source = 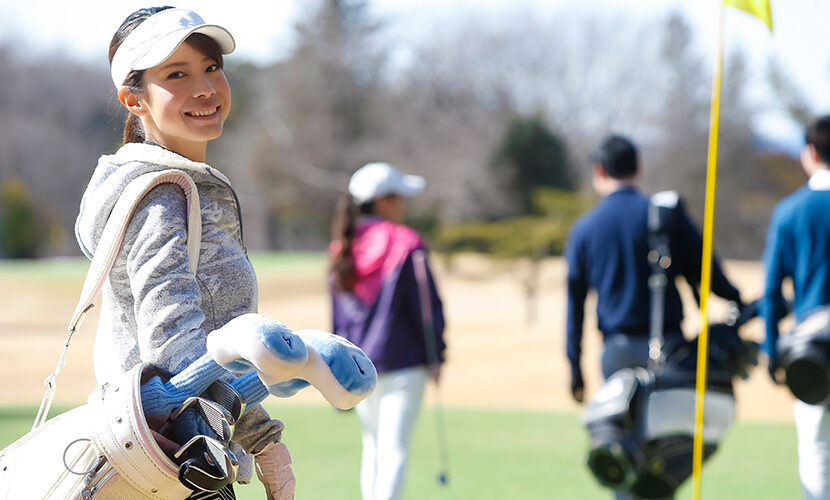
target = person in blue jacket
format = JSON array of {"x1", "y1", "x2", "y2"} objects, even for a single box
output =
[
  {"x1": 763, "y1": 115, "x2": 830, "y2": 500},
  {"x1": 329, "y1": 162, "x2": 446, "y2": 500},
  {"x1": 565, "y1": 135, "x2": 742, "y2": 400}
]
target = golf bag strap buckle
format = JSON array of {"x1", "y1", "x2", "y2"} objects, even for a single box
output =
[{"x1": 62, "y1": 438, "x2": 103, "y2": 476}]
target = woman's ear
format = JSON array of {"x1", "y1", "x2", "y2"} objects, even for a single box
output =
[{"x1": 117, "y1": 87, "x2": 144, "y2": 117}]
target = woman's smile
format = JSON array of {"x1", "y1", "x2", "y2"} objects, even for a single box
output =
[{"x1": 185, "y1": 106, "x2": 221, "y2": 119}]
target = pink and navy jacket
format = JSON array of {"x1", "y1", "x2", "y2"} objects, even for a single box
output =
[{"x1": 330, "y1": 217, "x2": 446, "y2": 374}]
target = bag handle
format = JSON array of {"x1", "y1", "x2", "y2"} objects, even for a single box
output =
[{"x1": 33, "y1": 170, "x2": 202, "y2": 429}]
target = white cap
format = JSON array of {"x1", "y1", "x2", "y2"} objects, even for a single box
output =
[
  {"x1": 348, "y1": 162, "x2": 426, "y2": 204},
  {"x1": 110, "y1": 8, "x2": 235, "y2": 88}
]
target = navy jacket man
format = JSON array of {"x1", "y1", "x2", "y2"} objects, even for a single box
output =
[
  {"x1": 762, "y1": 115, "x2": 830, "y2": 499},
  {"x1": 565, "y1": 135, "x2": 742, "y2": 403}
]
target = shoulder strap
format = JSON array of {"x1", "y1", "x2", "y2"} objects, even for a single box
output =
[
  {"x1": 33, "y1": 170, "x2": 202, "y2": 429},
  {"x1": 647, "y1": 190, "x2": 679, "y2": 371},
  {"x1": 412, "y1": 250, "x2": 439, "y2": 365}
]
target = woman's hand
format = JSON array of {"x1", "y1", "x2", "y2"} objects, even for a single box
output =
[
  {"x1": 255, "y1": 441, "x2": 295, "y2": 500},
  {"x1": 428, "y1": 363, "x2": 441, "y2": 385}
]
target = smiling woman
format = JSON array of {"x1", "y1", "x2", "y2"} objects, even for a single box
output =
[
  {"x1": 109, "y1": 7, "x2": 232, "y2": 161},
  {"x1": 69, "y1": 6, "x2": 296, "y2": 499}
]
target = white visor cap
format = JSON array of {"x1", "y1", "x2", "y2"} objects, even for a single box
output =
[
  {"x1": 110, "y1": 8, "x2": 235, "y2": 88},
  {"x1": 348, "y1": 162, "x2": 426, "y2": 205}
]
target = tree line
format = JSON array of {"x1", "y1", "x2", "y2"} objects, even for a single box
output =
[{"x1": 0, "y1": 0, "x2": 810, "y2": 260}]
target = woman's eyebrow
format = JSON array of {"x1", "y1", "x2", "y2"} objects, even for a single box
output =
[
  {"x1": 157, "y1": 55, "x2": 216, "y2": 72},
  {"x1": 157, "y1": 61, "x2": 189, "y2": 71}
]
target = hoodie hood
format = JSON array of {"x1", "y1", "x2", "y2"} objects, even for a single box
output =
[
  {"x1": 75, "y1": 142, "x2": 232, "y2": 259},
  {"x1": 349, "y1": 217, "x2": 424, "y2": 303}
]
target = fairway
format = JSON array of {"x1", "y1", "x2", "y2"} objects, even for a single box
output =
[
  {"x1": 0, "y1": 404, "x2": 800, "y2": 499},
  {"x1": 0, "y1": 253, "x2": 805, "y2": 498}
]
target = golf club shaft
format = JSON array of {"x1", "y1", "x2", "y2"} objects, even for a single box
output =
[
  {"x1": 432, "y1": 377, "x2": 451, "y2": 482},
  {"x1": 412, "y1": 250, "x2": 450, "y2": 483}
]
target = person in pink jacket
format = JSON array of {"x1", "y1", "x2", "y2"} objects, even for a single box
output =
[{"x1": 329, "y1": 162, "x2": 446, "y2": 500}]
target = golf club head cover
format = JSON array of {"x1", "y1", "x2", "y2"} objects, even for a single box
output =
[
  {"x1": 207, "y1": 314, "x2": 309, "y2": 380},
  {"x1": 267, "y1": 329, "x2": 377, "y2": 410},
  {"x1": 142, "y1": 315, "x2": 376, "y2": 424},
  {"x1": 225, "y1": 330, "x2": 377, "y2": 411},
  {"x1": 141, "y1": 313, "x2": 307, "y2": 417},
  {"x1": 140, "y1": 353, "x2": 226, "y2": 417},
  {"x1": 231, "y1": 370, "x2": 271, "y2": 408}
]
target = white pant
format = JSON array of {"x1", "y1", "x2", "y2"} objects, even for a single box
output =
[
  {"x1": 794, "y1": 400, "x2": 830, "y2": 500},
  {"x1": 356, "y1": 366, "x2": 428, "y2": 500}
]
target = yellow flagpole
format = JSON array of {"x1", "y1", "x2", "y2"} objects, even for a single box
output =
[{"x1": 691, "y1": 2, "x2": 726, "y2": 499}]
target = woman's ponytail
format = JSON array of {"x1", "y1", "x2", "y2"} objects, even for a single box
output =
[
  {"x1": 331, "y1": 194, "x2": 358, "y2": 292},
  {"x1": 123, "y1": 112, "x2": 145, "y2": 144}
]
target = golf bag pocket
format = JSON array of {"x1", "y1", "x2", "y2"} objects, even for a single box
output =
[
  {"x1": 583, "y1": 368, "x2": 737, "y2": 498},
  {"x1": 584, "y1": 368, "x2": 648, "y2": 430},
  {"x1": 624, "y1": 384, "x2": 735, "y2": 499},
  {"x1": 645, "y1": 387, "x2": 735, "y2": 443},
  {"x1": 0, "y1": 405, "x2": 96, "y2": 499},
  {"x1": 778, "y1": 305, "x2": 830, "y2": 406},
  {"x1": 0, "y1": 363, "x2": 192, "y2": 500},
  {"x1": 583, "y1": 368, "x2": 652, "y2": 489}
]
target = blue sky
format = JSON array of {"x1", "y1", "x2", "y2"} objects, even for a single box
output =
[{"x1": 0, "y1": 0, "x2": 825, "y2": 145}]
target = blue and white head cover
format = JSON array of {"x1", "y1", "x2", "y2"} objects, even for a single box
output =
[{"x1": 110, "y1": 8, "x2": 235, "y2": 88}]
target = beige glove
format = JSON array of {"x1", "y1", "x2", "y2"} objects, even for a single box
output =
[{"x1": 255, "y1": 441, "x2": 296, "y2": 500}]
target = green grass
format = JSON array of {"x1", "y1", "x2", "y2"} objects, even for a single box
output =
[
  {"x1": 0, "y1": 256, "x2": 91, "y2": 281},
  {"x1": 0, "y1": 405, "x2": 800, "y2": 499},
  {"x1": 0, "y1": 251, "x2": 327, "y2": 282},
  {"x1": 248, "y1": 251, "x2": 326, "y2": 276}
]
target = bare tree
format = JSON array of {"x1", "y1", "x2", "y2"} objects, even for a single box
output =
[
  {"x1": 0, "y1": 45, "x2": 119, "y2": 255},
  {"x1": 0, "y1": 6, "x2": 801, "y2": 258}
]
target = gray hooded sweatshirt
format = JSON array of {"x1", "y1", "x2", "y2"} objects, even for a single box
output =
[{"x1": 76, "y1": 142, "x2": 279, "y2": 454}]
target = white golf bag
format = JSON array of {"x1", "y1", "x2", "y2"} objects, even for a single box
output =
[{"x1": 0, "y1": 363, "x2": 196, "y2": 499}]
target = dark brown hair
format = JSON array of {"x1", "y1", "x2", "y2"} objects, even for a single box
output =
[
  {"x1": 108, "y1": 7, "x2": 225, "y2": 145},
  {"x1": 591, "y1": 134, "x2": 638, "y2": 179},
  {"x1": 806, "y1": 115, "x2": 830, "y2": 165},
  {"x1": 330, "y1": 195, "x2": 376, "y2": 291}
]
